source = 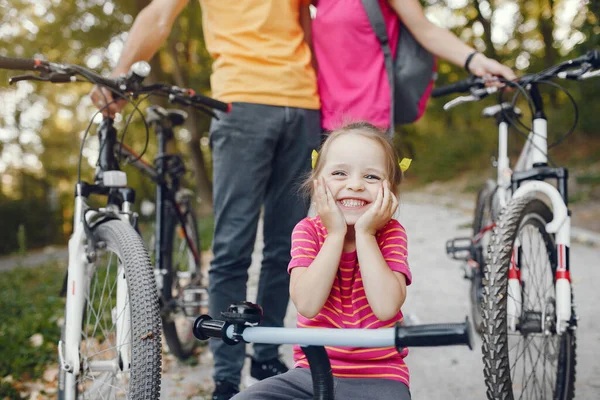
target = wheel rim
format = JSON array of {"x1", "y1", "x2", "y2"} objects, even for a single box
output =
[
  {"x1": 506, "y1": 216, "x2": 560, "y2": 399},
  {"x1": 78, "y1": 249, "x2": 131, "y2": 398}
]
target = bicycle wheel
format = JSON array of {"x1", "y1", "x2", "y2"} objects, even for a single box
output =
[
  {"x1": 470, "y1": 180, "x2": 497, "y2": 334},
  {"x1": 161, "y1": 195, "x2": 205, "y2": 360},
  {"x1": 58, "y1": 219, "x2": 162, "y2": 399},
  {"x1": 481, "y1": 198, "x2": 576, "y2": 400}
]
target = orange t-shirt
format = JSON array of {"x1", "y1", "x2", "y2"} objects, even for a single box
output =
[{"x1": 200, "y1": 0, "x2": 320, "y2": 109}]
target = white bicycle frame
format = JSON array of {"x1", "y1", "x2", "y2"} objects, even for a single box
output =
[
  {"x1": 58, "y1": 172, "x2": 134, "y2": 399},
  {"x1": 491, "y1": 113, "x2": 571, "y2": 334}
]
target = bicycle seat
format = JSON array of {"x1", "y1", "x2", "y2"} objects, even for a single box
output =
[
  {"x1": 481, "y1": 102, "x2": 522, "y2": 118},
  {"x1": 146, "y1": 105, "x2": 188, "y2": 127}
]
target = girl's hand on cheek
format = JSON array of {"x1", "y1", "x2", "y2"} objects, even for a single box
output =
[
  {"x1": 314, "y1": 178, "x2": 347, "y2": 236},
  {"x1": 355, "y1": 180, "x2": 398, "y2": 235}
]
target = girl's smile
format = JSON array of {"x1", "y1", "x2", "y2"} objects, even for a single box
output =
[{"x1": 338, "y1": 197, "x2": 369, "y2": 209}]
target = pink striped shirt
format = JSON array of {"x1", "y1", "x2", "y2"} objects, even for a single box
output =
[{"x1": 288, "y1": 216, "x2": 411, "y2": 386}]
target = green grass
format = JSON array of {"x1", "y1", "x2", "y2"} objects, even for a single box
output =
[
  {"x1": 576, "y1": 172, "x2": 600, "y2": 185},
  {"x1": 197, "y1": 215, "x2": 214, "y2": 252},
  {"x1": 0, "y1": 262, "x2": 65, "y2": 392}
]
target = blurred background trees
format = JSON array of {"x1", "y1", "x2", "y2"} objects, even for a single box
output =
[{"x1": 0, "y1": 0, "x2": 598, "y2": 255}]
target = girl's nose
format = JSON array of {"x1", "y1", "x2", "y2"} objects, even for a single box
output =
[{"x1": 346, "y1": 177, "x2": 365, "y2": 191}]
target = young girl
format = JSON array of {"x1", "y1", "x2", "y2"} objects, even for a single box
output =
[{"x1": 233, "y1": 122, "x2": 412, "y2": 400}]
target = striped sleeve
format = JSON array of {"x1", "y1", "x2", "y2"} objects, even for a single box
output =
[
  {"x1": 288, "y1": 218, "x2": 320, "y2": 273},
  {"x1": 378, "y1": 219, "x2": 412, "y2": 285}
]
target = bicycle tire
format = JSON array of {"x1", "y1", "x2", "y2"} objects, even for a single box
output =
[
  {"x1": 161, "y1": 195, "x2": 204, "y2": 360},
  {"x1": 58, "y1": 219, "x2": 162, "y2": 399},
  {"x1": 470, "y1": 180, "x2": 497, "y2": 334},
  {"x1": 481, "y1": 197, "x2": 576, "y2": 400}
]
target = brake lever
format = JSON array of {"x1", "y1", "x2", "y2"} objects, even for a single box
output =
[
  {"x1": 580, "y1": 69, "x2": 600, "y2": 80},
  {"x1": 443, "y1": 86, "x2": 498, "y2": 110},
  {"x1": 443, "y1": 95, "x2": 478, "y2": 110},
  {"x1": 9, "y1": 73, "x2": 78, "y2": 85}
]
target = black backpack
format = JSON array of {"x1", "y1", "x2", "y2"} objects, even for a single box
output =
[{"x1": 361, "y1": 0, "x2": 437, "y2": 129}]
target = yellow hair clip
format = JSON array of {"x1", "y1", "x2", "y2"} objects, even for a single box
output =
[
  {"x1": 399, "y1": 158, "x2": 412, "y2": 172},
  {"x1": 311, "y1": 149, "x2": 319, "y2": 169}
]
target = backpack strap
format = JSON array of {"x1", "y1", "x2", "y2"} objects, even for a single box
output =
[{"x1": 360, "y1": 0, "x2": 395, "y2": 134}]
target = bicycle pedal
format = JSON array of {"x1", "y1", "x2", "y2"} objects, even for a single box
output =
[
  {"x1": 446, "y1": 237, "x2": 474, "y2": 261},
  {"x1": 183, "y1": 287, "x2": 208, "y2": 295}
]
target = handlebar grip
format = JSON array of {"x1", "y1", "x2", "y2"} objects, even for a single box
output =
[
  {"x1": 193, "y1": 315, "x2": 227, "y2": 340},
  {"x1": 191, "y1": 94, "x2": 231, "y2": 113},
  {"x1": 431, "y1": 76, "x2": 484, "y2": 98},
  {"x1": 395, "y1": 318, "x2": 473, "y2": 350},
  {"x1": 0, "y1": 56, "x2": 46, "y2": 71}
]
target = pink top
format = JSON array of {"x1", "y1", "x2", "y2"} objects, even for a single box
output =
[
  {"x1": 312, "y1": 0, "x2": 399, "y2": 130},
  {"x1": 288, "y1": 216, "x2": 411, "y2": 386}
]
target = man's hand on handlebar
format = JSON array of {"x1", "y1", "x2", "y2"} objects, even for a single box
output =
[{"x1": 90, "y1": 85, "x2": 127, "y2": 118}]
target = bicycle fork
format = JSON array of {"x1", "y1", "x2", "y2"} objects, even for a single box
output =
[
  {"x1": 59, "y1": 195, "x2": 133, "y2": 395},
  {"x1": 509, "y1": 182, "x2": 573, "y2": 334}
]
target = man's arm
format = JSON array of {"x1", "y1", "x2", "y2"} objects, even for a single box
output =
[
  {"x1": 90, "y1": 0, "x2": 189, "y2": 115},
  {"x1": 300, "y1": 3, "x2": 318, "y2": 72}
]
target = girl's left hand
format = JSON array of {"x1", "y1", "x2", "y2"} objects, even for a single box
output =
[{"x1": 354, "y1": 180, "x2": 398, "y2": 236}]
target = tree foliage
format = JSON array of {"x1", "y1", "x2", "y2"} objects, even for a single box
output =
[{"x1": 0, "y1": 0, "x2": 598, "y2": 253}]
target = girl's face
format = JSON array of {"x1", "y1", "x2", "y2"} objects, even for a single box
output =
[{"x1": 320, "y1": 133, "x2": 389, "y2": 225}]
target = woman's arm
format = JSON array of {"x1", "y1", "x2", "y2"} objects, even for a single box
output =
[
  {"x1": 355, "y1": 232, "x2": 407, "y2": 321},
  {"x1": 387, "y1": 0, "x2": 515, "y2": 80},
  {"x1": 290, "y1": 233, "x2": 344, "y2": 319}
]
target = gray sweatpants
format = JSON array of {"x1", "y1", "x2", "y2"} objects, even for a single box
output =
[
  {"x1": 208, "y1": 103, "x2": 321, "y2": 385},
  {"x1": 232, "y1": 368, "x2": 411, "y2": 400}
]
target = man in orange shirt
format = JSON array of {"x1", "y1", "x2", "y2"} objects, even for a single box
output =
[{"x1": 90, "y1": 1, "x2": 320, "y2": 399}]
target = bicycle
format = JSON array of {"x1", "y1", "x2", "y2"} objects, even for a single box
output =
[
  {"x1": 435, "y1": 49, "x2": 600, "y2": 399},
  {"x1": 115, "y1": 104, "x2": 211, "y2": 360},
  {"x1": 0, "y1": 55, "x2": 229, "y2": 399},
  {"x1": 192, "y1": 301, "x2": 474, "y2": 400}
]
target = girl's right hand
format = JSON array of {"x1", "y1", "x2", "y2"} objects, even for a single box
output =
[{"x1": 314, "y1": 178, "x2": 347, "y2": 236}]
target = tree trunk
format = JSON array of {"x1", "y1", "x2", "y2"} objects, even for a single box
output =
[
  {"x1": 539, "y1": 0, "x2": 558, "y2": 105},
  {"x1": 186, "y1": 111, "x2": 214, "y2": 215},
  {"x1": 473, "y1": 0, "x2": 498, "y2": 59}
]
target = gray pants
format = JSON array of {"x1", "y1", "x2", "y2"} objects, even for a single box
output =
[
  {"x1": 208, "y1": 103, "x2": 320, "y2": 385},
  {"x1": 231, "y1": 368, "x2": 411, "y2": 400}
]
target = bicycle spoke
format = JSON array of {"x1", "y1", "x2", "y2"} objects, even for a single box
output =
[{"x1": 77, "y1": 249, "x2": 132, "y2": 397}]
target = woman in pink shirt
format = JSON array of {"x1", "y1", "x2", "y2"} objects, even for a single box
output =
[{"x1": 311, "y1": 0, "x2": 516, "y2": 131}]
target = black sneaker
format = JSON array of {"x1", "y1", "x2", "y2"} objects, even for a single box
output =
[
  {"x1": 250, "y1": 357, "x2": 289, "y2": 381},
  {"x1": 212, "y1": 380, "x2": 239, "y2": 400}
]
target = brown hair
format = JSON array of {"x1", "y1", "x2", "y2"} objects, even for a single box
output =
[{"x1": 302, "y1": 121, "x2": 403, "y2": 196}]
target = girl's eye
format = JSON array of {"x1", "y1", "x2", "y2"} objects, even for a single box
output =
[
  {"x1": 365, "y1": 174, "x2": 381, "y2": 180},
  {"x1": 332, "y1": 171, "x2": 346, "y2": 176}
]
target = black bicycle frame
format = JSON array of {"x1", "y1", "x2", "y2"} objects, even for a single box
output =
[{"x1": 115, "y1": 115, "x2": 201, "y2": 298}]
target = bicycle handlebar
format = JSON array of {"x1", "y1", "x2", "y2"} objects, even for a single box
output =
[
  {"x1": 432, "y1": 49, "x2": 600, "y2": 99},
  {"x1": 194, "y1": 302, "x2": 472, "y2": 400},
  {"x1": 431, "y1": 76, "x2": 484, "y2": 98},
  {"x1": 193, "y1": 315, "x2": 474, "y2": 351},
  {"x1": 0, "y1": 55, "x2": 46, "y2": 71},
  {"x1": 0, "y1": 56, "x2": 230, "y2": 113}
]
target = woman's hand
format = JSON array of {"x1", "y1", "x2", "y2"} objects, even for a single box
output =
[
  {"x1": 354, "y1": 180, "x2": 398, "y2": 236},
  {"x1": 468, "y1": 53, "x2": 516, "y2": 83},
  {"x1": 314, "y1": 178, "x2": 347, "y2": 236}
]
